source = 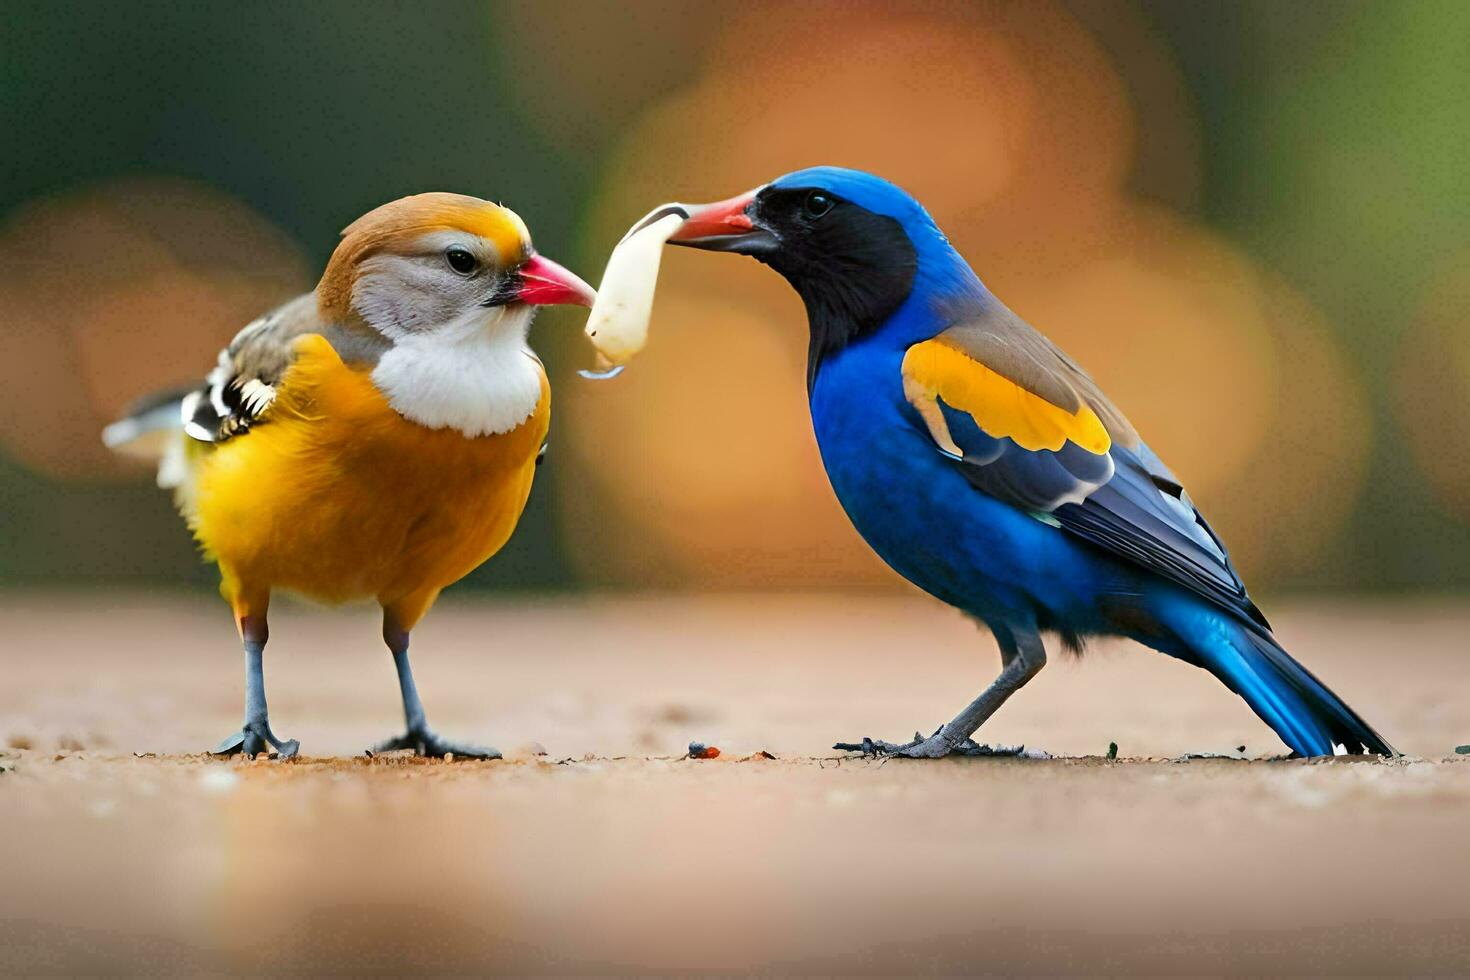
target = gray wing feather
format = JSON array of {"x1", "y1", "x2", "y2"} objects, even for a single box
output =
[{"x1": 185, "y1": 293, "x2": 323, "y2": 443}]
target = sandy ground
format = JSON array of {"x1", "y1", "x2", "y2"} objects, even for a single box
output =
[{"x1": 1, "y1": 591, "x2": 1468, "y2": 975}]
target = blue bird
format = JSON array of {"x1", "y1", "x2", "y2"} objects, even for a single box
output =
[{"x1": 667, "y1": 166, "x2": 1393, "y2": 759}]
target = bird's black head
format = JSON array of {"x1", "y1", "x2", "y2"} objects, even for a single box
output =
[{"x1": 670, "y1": 170, "x2": 919, "y2": 390}]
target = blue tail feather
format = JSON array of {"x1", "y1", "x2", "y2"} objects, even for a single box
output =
[{"x1": 1192, "y1": 619, "x2": 1395, "y2": 757}]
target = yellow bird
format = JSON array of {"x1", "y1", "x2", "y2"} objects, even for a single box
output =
[{"x1": 103, "y1": 193, "x2": 595, "y2": 759}]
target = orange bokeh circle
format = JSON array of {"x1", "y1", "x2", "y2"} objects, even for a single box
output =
[{"x1": 0, "y1": 179, "x2": 309, "y2": 478}]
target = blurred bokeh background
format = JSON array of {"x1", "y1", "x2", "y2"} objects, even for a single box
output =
[
  {"x1": 5, "y1": 7, "x2": 1470, "y2": 972},
  {"x1": 3, "y1": 0, "x2": 1468, "y2": 597}
]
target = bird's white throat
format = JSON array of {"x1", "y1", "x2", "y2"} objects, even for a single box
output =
[{"x1": 370, "y1": 305, "x2": 543, "y2": 437}]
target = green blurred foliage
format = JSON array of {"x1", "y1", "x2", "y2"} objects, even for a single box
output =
[{"x1": 1152, "y1": 0, "x2": 1470, "y2": 589}]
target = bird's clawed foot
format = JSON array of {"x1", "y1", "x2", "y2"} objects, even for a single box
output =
[
  {"x1": 371, "y1": 729, "x2": 501, "y2": 760},
  {"x1": 212, "y1": 718, "x2": 300, "y2": 760},
  {"x1": 834, "y1": 727, "x2": 1028, "y2": 759}
]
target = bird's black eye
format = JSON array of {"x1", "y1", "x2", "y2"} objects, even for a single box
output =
[
  {"x1": 803, "y1": 191, "x2": 834, "y2": 219},
  {"x1": 445, "y1": 247, "x2": 478, "y2": 275}
]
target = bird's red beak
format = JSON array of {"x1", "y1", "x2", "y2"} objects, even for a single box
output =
[
  {"x1": 514, "y1": 254, "x2": 597, "y2": 307},
  {"x1": 667, "y1": 190, "x2": 776, "y2": 254}
]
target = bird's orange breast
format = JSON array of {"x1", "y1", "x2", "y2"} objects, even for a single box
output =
[{"x1": 187, "y1": 334, "x2": 548, "y2": 608}]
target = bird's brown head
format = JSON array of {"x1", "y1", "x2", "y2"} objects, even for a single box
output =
[{"x1": 316, "y1": 192, "x2": 593, "y2": 338}]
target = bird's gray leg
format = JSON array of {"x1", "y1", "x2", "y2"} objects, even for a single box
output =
[
  {"x1": 835, "y1": 628, "x2": 1047, "y2": 759},
  {"x1": 212, "y1": 615, "x2": 300, "y2": 760},
  {"x1": 391, "y1": 627, "x2": 430, "y2": 737},
  {"x1": 920, "y1": 629, "x2": 1045, "y2": 757},
  {"x1": 370, "y1": 620, "x2": 501, "y2": 760}
]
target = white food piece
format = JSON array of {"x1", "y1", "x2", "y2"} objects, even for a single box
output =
[{"x1": 582, "y1": 203, "x2": 690, "y2": 377}]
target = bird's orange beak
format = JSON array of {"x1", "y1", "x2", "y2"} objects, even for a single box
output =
[
  {"x1": 513, "y1": 254, "x2": 596, "y2": 307},
  {"x1": 667, "y1": 189, "x2": 776, "y2": 254}
]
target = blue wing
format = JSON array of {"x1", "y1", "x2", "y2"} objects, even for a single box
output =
[
  {"x1": 1052, "y1": 441, "x2": 1266, "y2": 629},
  {"x1": 904, "y1": 310, "x2": 1267, "y2": 630}
]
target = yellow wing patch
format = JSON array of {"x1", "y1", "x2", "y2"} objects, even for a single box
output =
[{"x1": 902, "y1": 338, "x2": 1112, "y2": 455}]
